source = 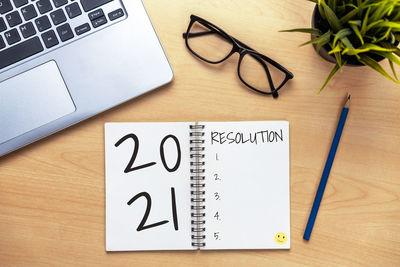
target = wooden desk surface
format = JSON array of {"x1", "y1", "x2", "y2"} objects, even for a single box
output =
[{"x1": 1, "y1": 0, "x2": 399, "y2": 266}]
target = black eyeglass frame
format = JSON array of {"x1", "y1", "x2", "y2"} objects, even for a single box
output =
[{"x1": 183, "y1": 14, "x2": 294, "y2": 97}]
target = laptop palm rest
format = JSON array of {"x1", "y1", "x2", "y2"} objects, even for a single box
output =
[{"x1": 0, "y1": 61, "x2": 76, "y2": 144}]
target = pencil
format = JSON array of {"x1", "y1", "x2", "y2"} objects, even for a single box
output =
[{"x1": 303, "y1": 93, "x2": 351, "y2": 241}]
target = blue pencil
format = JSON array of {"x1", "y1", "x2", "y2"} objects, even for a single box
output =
[{"x1": 303, "y1": 93, "x2": 351, "y2": 241}]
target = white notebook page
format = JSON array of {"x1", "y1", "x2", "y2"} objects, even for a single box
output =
[
  {"x1": 201, "y1": 121, "x2": 290, "y2": 249},
  {"x1": 105, "y1": 122, "x2": 193, "y2": 251}
]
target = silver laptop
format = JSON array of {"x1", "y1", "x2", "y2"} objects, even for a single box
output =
[{"x1": 0, "y1": 0, "x2": 173, "y2": 157}]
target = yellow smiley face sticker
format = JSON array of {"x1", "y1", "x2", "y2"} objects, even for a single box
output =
[{"x1": 274, "y1": 232, "x2": 287, "y2": 245}]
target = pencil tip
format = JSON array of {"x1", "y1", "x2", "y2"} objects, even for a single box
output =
[{"x1": 344, "y1": 93, "x2": 351, "y2": 108}]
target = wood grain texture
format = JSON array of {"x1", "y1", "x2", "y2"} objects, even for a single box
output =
[{"x1": 0, "y1": 0, "x2": 399, "y2": 266}]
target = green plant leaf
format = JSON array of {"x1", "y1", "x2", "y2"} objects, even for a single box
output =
[
  {"x1": 380, "y1": 43, "x2": 400, "y2": 57},
  {"x1": 372, "y1": 51, "x2": 400, "y2": 66},
  {"x1": 366, "y1": 19, "x2": 384, "y2": 32},
  {"x1": 318, "y1": 63, "x2": 341, "y2": 94},
  {"x1": 369, "y1": 1, "x2": 391, "y2": 22},
  {"x1": 340, "y1": 1, "x2": 368, "y2": 24},
  {"x1": 348, "y1": 20, "x2": 362, "y2": 26},
  {"x1": 340, "y1": 36, "x2": 355, "y2": 50},
  {"x1": 316, "y1": 38, "x2": 331, "y2": 52},
  {"x1": 393, "y1": 8, "x2": 400, "y2": 21},
  {"x1": 345, "y1": 3, "x2": 357, "y2": 9},
  {"x1": 375, "y1": 27, "x2": 393, "y2": 43},
  {"x1": 306, "y1": 0, "x2": 318, "y2": 3},
  {"x1": 387, "y1": 4, "x2": 394, "y2": 16},
  {"x1": 279, "y1": 28, "x2": 322, "y2": 35},
  {"x1": 389, "y1": 60, "x2": 399, "y2": 80},
  {"x1": 334, "y1": 52, "x2": 343, "y2": 68},
  {"x1": 362, "y1": 43, "x2": 396, "y2": 52},
  {"x1": 365, "y1": 35, "x2": 378, "y2": 42},
  {"x1": 361, "y1": 6, "x2": 371, "y2": 35},
  {"x1": 327, "y1": 0, "x2": 337, "y2": 12},
  {"x1": 329, "y1": 43, "x2": 343, "y2": 67},
  {"x1": 328, "y1": 44, "x2": 342, "y2": 54},
  {"x1": 343, "y1": 44, "x2": 396, "y2": 56},
  {"x1": 390, "y1": 32, "x2": 396, "y2": 44},
  {"x1": 321, "y1": 1, "x2": 342, "y2": 32},
  {"x1": 359, "y1": 55, "x2": 400, "y2": 84},
  {"x1": 333, "y1": 28, "x2": 352, "y2": 47},
  {"x1": 373, "y1": 21, "x2": 400, "y2": 30},
  {"x1": 300, "y1": 30, "x2": 331, "y2": 47},
  {"x1": 350, "y1": 24, "x2": 364, "y2": 45},
  {"x1": 318, "y1": 0, "x2": 326, "y2": 19}
]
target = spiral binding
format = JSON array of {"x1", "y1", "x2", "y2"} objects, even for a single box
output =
[{"x1": 190, "y1": 124, "x2": 206, "y2": 248}]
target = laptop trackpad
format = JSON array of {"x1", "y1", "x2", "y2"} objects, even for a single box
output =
[{"x1": 0, "y1": 61, "x2": 76, "y2": 144}]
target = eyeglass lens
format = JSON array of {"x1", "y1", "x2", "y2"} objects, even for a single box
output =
[{"x1": 187, "y1": 21, "x2": 233, "y2": 63}]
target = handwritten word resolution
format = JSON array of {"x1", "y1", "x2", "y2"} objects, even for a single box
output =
[{"x1": 211, "y1": 129, "x2": 284, "y2": 145}]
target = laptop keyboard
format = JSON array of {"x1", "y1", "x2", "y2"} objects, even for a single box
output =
[{"x1": 0, "y1": 0, "x2": 126, "y2": 70}]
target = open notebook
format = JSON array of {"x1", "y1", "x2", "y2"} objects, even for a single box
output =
[{"x1": 105, "y1": 121, "x2": 290, "y2": 251}]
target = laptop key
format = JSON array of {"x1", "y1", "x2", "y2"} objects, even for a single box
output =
[
  {"x1": 75, "y1": 23, "x2": 90, "y2": 35},
  {"x1": 56, "y1": 23, "x2": 73, "y2": 42},
  {"x1": 0, "y1": 0, "x2": 13, "y2": 15},
  {"x1": 0, "y1": 37, "x2": 44, "y2": 70},
  {"x1": 36, "y1": 0, "x2": 53, "y2": 14},
  {"x1": 41, "y1": 29, "x2": 59, "y2": 48},
  {"x1": 35, "y1": 15, "x2": 51, "y2": 32},
  {"x1": 13, "y1": 0, "x2": 28, "y2": 8},
  {"x1": 0, "y1": 18, "x2": 6, "y2": 32},
  {"x1": 108, "y1": 8, "x2": 124, "y2": 21},
  {"x1": 4, "y1": 28, "x2": 21, "y2": 45},
  {"x1": 6, "y1": 11, "x2": 22, "y2": 28},
  {"x1": 52, "y1": 0, "x2": 67, "y2": 8},
  {"x1": 20, "y1": 22, "x2": 36, "y2": 38},
  {"x1": 88, "y1": 8, "x2": 103, "y2": 21},
  {"x1": 0, "y1": 36, "x2": 5, "y2": 49},
  {"x1": 65, "y1": 2, "x2": 81, "y2": 19},
  {"x1": 21, "y1": 4, "x2": 38, "y2": 21},
  {"x1": 91, "y1": 16, "x2": 107, "y2": 28},
  {"x1": 50, "y1": 9, "x2": 66, "y2": 25},
  {"x1": 80, "y1": 0, "x2": 112, "y2": 12}
]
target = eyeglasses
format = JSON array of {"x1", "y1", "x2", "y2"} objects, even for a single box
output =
[{"x1": 183, "y1": 15, "x2": 294, "y2": 98}]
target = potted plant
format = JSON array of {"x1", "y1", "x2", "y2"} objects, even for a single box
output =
[{"x1": 281, "y1": 0, "x2": 400, "y2": 92}]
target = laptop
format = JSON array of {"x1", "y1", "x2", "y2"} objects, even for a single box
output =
[{"x1": 0, "y1": 0, "x2": 173, "y2": 157}]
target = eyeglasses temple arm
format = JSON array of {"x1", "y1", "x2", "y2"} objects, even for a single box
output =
[
  {"x1": 182, "y1": 31, "x2": 218, "y2": 39},
  {"x1": 182, "y1": 29, "x2": 218, "y2": 39}
]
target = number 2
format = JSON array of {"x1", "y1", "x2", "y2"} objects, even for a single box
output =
[{"x1": 114, "y1": 134, "x2": 156, "y2": 173}]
